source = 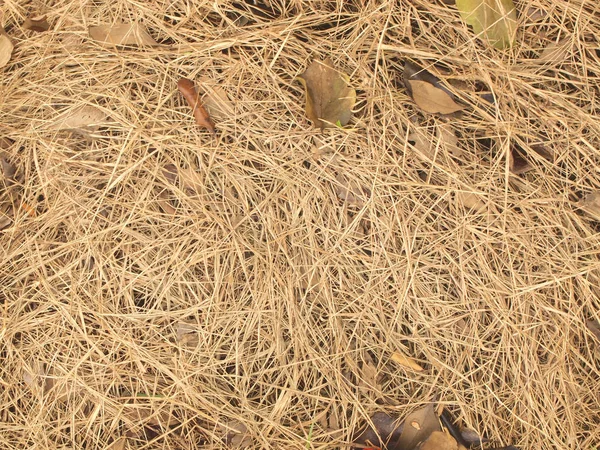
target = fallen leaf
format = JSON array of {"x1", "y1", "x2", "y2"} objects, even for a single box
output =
[
  {"x1": 353, "y1": 412, "x2": 404, "y2": 449},
  {"x1": 175, "y1": 321, "x2": 199, "y2": 347},
  {"x1": 89, "y1": 23, "x2": 157, "y2": 46},
  {"x1": 335, "y1": 173, "x2": 369, "y2": 207},
  {"x1": 219, "y1": 420, "x2": 253, "y2": 448},
  {"x1": 23, "y1": 360, "x2": 47, "y2": 391},
  {"x1": 106, "y1": 437, "x2": 127, "y2": 450},
  {"x1": 508, "y1": 147, "x2": 532, "y2": 174},
  {"x1": 199, "y1": 77, "x2": 235, "y2": 121},
  {"x1": 404, "y1": 62, "x2": 465, "y2": 115},
  {"x1": 395, "y1": 403, "x2": 441, "y2": 450},
  {"x1": 455, "y1": 191, "x2": 486, "y2": 213},
  {"x1": 296, "y1": 58, "x2": 356, "y2": 129},
  {"x1": 0, "y1": 29, "x2": 14, "y2": 69},
  {"x1": 437, "y1": 124, "x2": 463, "y2": 157},
  {"x1": 23, "y1": 15, "x2": 50, "y2": 32},
  {"x1": 157, "y1": 191, "x2": 177, "y2": 215},
  {"x1": 49, "y1": 105, "x2": 109, "y2": 131},
  {"x1": 538, "y1": 39, "x2": 571, "y2": 64},
  {"x1": 586, "y1": 319, "x2": 600, "y2": 343},
  {"x1": 418, "y1": 431, "x2": 458, "y2": 450},
  {"x1": 455, "y1": 0, "x2": 517, "y2": 49},
  {"x1": 177, "y1": 78, "x2": 216, "y2": 134},
  {"x1": 162, "y1": 164, "x2": 204, "y2": 194},
  {"x1": 579, "y1": 192, "x2": 600, "y2": 220},
  {"x1": 391, "y1": 351, "x2": 424, "y2": 372}
]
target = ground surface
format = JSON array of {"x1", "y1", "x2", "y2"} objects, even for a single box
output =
[{"x1": 1, "y1": 1, "x2": 600, "y2": 449}]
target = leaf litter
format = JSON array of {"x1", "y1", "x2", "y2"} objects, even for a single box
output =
[{"x1": 2, "y1": 2, "x2": 599, "y2": 450}]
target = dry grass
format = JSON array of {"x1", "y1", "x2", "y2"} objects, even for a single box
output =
[{"x1": 1, "y1": 0, "x2": 600, "y2": 449}]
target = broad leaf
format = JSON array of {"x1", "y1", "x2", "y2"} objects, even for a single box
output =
[
  {"x1": 89, "y1": 23, "x2": 157, "y2": 46},
  {"x1": 296, "y1": 58, "x2": 356, "y2": 129},
  {"x1": 404, "y1": 61, "x2": 465, "y2": 115},
  {"x1": 455, "y1": 0, "x2": 517, "y2": 49},
  {"x1": 0, "y1": 29, "x2": 13, "y2": 68}
]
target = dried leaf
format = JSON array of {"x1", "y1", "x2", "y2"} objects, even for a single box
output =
[
  {"x1": 391, "y1": 351, "x2": 424, "y2": 372},
  {"x1": 419, "y1": 431, "x2": 458, "y2": 450},
  {"x1": 455, "y1": 192, "x2": 486, "y2": 213},
  {"x1": 296, "y1": 58, "x2": 356, "y2": 129},
  {"x1": 335, "y1": 173, "x2": 369, "y2": 207},
  {"x1": 538, "y1": 39, "x2": 571, "y2": 63},
  {"x1": 404, "y1": 62, "x2": 465, "y2": 115},
  {"x1": 353, "y1": 412, "x2": 404, "y2": 449},
  {"x1": 508, "y1": 147, "x2": 533, "y2": 174},
  {"x1": 455, "y1": 0, "x2": 517, "y2": 49},
  {"x1": 579, "y1": 191, "x2": 600, "y2": 220},
  {"x1": 220, "y1": 420, "x2": 253, "y2": 448},
  {"x1": 177, "y1": 78, "x2": 216, "y2": 134},
  {"x1": 0, "y1": 30, "x2": 14, "y2": 69},
  {"x1": 395, "y1": 404, "x2": 441, "y2": 450},
  {"x1": 199, "y1": 77, "x2": 235, "y2": 121},
  {"x1": 50, "y1": 105, "x2": 109, "y2": 131},
  {"x1": 408, "y1": 81, "x2": 465, "y2": 115},
  {"x1": 437, "y1": 124, "x2": 463, "y2": 157},
  {"x1": 175, "y1": 321, "x2": 199, "y2": 347},
  {"x1": 106, "y1": 437, "x2": 127, "y2": 450},
  {"x1": 23, "y1": 15, "x2": 50, "y2": 32},
  {"x1": 89, "y1": 23, "x2": 157, "y2": 46},
  {"x1": 586, "y1": 319, "x2": 600, "y2": 343}
]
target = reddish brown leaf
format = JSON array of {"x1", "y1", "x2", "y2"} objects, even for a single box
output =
[{"x1": 177, "y1": 78, "x2": 216, "y2": 134}]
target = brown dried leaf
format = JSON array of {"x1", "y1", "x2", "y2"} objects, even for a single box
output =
[
  {"x1": 455, "y1": 192, "x2": 486, "y2": 214},
  {"x1": 391, "y1": 351, "x2": 424, "y2": 372},
  {"x1": 175, "y1": 321, "x2": 199, "y2": 347},
  {"x1": 404, "y1": 62, "x2": 466, "y2": 115},
  {"x1": 49, "y1": 105, "x2": 109, "y2": 131},
  {"x1": 296, "y1": 58, "x2": 356, "y2": 129},
  {"x1": 23, "y1": 15, "x2": 50, "y2": 32},
  {"x1": 353, "y1": 412, "x2": 404, "y2": 449},
  {"x1": 579, "y1": 191, "x2": 600, "y2": 220},
  {"x1": 220, "y1": 420, "x2": 253, "y2": 448},
  {"x1": 106, "y1": 437, "x2": 127, "y2": 450},
  {"x1": 408, "y1": 80, "x2": 466, "y2": 115},
  {"x1": 0, "y1": 29, "x2": 14, "y2": 69},
  {"x1": 586, "y1": 319, "x2": 600, "y2": 342},
  {"x1": 396, "y1": 403, "x2": 441, "y2": 450},
  {"x1": 89, "y1": 23, "x2": 157, "y2": 46},
  {"x1": 437, "y1": 123, "x2": 463, "y2": 158},
  {"x1": 419, "y1": 431, "x2": 458, "y2": 450},
  {"x1": 335, "y1": 173, "x2": 369, "y2": 207},
  {"x1": 199, "y1": 77, "x2": 235, "y2": 121},
  {"x1": 177, "y1": 78, "x2": 216, "y2": 134},
  {"x1": 538, "y1": 39, "x2": 571, "y2": 63}
]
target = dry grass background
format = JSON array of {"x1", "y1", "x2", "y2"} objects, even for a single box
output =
[{"x1": 1, "y1": 0, "x2": 600, "y2": 449}]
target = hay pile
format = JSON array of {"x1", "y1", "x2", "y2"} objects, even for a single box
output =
[{"x1": 1, "y1": 1, "x2": 600, "y2": 448}]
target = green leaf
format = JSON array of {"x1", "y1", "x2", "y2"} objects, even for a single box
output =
[{"x1": 455, "y1": 0, "x2": 517, "y2": 49}]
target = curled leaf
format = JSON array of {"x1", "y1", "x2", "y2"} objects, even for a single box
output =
[
  {"x1": 0, "y1": 29, "x2": 14, "y2": 69},
  {"x1": 177, "y1": 78, "x2": 216, "y2": 134},
  {"x1": 296, "y1": 58, "x2": 356, "y2": 129},
  {"x1": 23, "y1": 15, "x2": 50, "y2": 32},
  {"x1": 391, "y1": 351, "x2": 424, "y2": 372},
  {"x1": 455, "y1": 0, "x2": 517, "y2": 49},
  {"x1": 89, "y1": 23, "x2": 157, "y2": 46}
]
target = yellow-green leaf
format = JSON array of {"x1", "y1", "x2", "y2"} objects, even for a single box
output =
[
  {"x1": 455, "y1": 0, "x2": 517, "y2": 49},
  {"x1": 296, "y1": 58, "x2": 356, "y2": 129}
]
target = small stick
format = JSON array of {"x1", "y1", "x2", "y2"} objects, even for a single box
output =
[
  {"x1": 21, "y1": 201, "x2": 36, "y2": 217},
  {"x1": 177, "y1": 78, "x2": 216, "y2": 135}
]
